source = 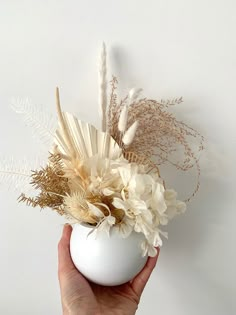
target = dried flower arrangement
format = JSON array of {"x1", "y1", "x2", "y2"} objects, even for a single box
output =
[{"x1": 0, "y1": 43, "x2": 204, "y2": 257}]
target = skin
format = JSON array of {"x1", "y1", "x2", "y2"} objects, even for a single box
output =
[{"x1": 58, "y1": 224, "x2": 160, "y2": 315}]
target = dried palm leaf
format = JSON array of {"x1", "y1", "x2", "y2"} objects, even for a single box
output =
[{"x1": 54, "y1": 111, "x2": 122, "y2": 160}]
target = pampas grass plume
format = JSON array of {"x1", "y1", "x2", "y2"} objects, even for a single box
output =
[{"x1": 98, "y1": 42, "x2": 107, "y2": 132}]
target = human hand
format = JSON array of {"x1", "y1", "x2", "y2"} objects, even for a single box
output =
[{"x1": 58, "y1": 224, "x2": 160, "y2": 315}]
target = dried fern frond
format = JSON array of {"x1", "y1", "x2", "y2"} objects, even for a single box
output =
[
  {"x1": 11, "y1": 97, "x2": 56, "y2": 147},
  {"x1": 0, "y1": 156, "x2": 40, "y2": 192},
  {"x1": 18, "y1": 193, "x2": 65, "y2": 215},
  {"x1": 18, "y1": 153, "x2": 70, "y2": 215}
]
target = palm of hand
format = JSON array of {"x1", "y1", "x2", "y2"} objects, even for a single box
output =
[
  {"x1": 91, "y1": 280, "x2": 143, "y2": 315},
  {"x1": 59, "y1": 225, "x2": 159, "y2": 315}
]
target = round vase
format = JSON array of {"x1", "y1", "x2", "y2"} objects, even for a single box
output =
[{"x1": 70, "y1": 223, "x2": 148, "y2": 286}]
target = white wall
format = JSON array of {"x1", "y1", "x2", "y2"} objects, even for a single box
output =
[{"x1": 0, "y1": 1, "x2": 235, "y2": 314}]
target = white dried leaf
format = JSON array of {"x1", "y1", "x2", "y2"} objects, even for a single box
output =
[{"x1": 118, "y1": 105, "x2": 128, "y2": 132}]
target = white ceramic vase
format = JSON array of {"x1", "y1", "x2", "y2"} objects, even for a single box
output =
[{"x1": 70, "y1": 223, "x2": 148, "y2": 286}]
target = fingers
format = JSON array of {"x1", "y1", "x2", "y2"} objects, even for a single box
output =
[
  {"x1": 131, "y1": 248, "x2": 160, "y2": 297},
  {"x1": 58, "y1": 224, "x2": 75, "y2": 276}
]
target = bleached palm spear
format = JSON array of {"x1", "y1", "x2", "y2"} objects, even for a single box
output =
[{"x1": 55, "y1": 87, "x2": 77, "y2": 160}]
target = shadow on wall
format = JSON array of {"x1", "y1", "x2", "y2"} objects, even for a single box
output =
[
  {"x1": 158, "y1": 120, "x2": 233, "y2": 261},
  {"x1": 162, "y1": 170, "x2": 229, "y2": 255}
]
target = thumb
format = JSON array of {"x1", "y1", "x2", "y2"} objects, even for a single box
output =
[{"x1": 58, "y1": 224, "x2": 75, "y2": 276}]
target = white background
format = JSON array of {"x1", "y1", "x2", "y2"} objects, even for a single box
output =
[{"x1": 0, "y1": 1, "x2": 235, "y2": 314}]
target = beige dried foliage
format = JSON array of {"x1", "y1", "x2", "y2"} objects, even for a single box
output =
[{"x1": 18, "y1": 154, "x2": 70, "y2": 215}]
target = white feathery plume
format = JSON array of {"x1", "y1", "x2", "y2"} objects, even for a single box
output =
[
  {"x1": 128, "y1": 88, "x2": 143, "y2": 104},
  {"x1": 98, "y1": 42, "x2": 107, "y2": 132},
  {"x1": 118, "y1": 105, "x2": 128, "y2": 133},
  {"x1": 0, "y1": 156, "x2": 42, "y2": 193},
  {"x1": 122, "y1": 121, "x2": 138, "y2": 146},
  {"x1": 11, "y1": 97, "x2": 56, "y2": 147}
]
